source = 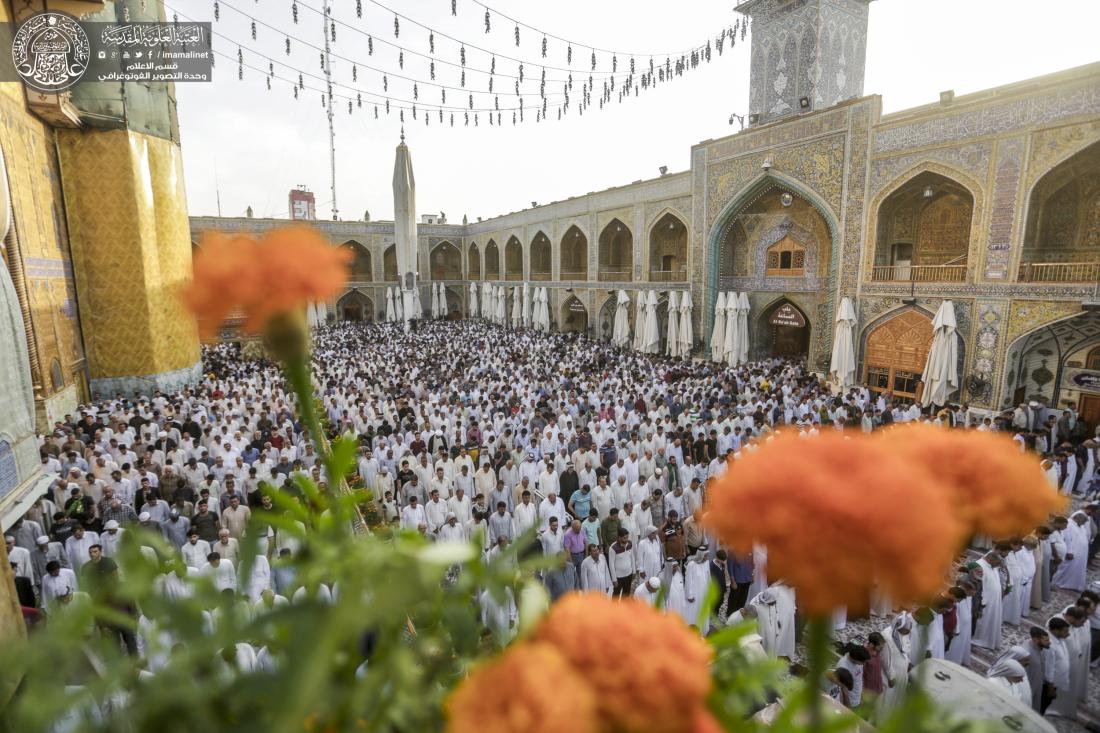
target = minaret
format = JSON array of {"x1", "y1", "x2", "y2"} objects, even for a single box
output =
[
  {"x1": 392, "y1": 129, "x2": 417, "y2": 329},
  {"x1": 736, "y1": 0, "x2": 873, "y2": 126}
]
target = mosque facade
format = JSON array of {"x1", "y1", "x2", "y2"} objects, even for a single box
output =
[
  {"x1": 192, "y1": 3, "x2": 1100, "y2": 428},
  {"x1": 3, "y1": 0, "x2": 1100, "y2": 527}
]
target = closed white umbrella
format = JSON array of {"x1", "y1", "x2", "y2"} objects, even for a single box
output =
[
  {"x1": 439, "y1": 282, "x2": 448, "y2": 318},
  {"x1": 532, "y1": 287, "x2": 542, "y2": 331},
  {"x1": 468, "y1": 283, "x2": 478, "y2": 318},
  {"x1": 710, "y1": 292, "x2": 727, "y2": 362},
  {"x1": 643, "y1": 290, "x2": 661, "y2": 354},
  {"x1": 511, "y1": 286, "x2": 522, "y2": 327},
  {"x1": 480, "y1": 283, "x2": 490, "y2": 319},
  {"x1": 724, "y1": 294, "x2": 740, "y2": 365},
  {"x1": 306, "y1": 301, "x2": 318, "y2": 327},
  {"x1": 412, "y1": 287, "x2": 423, "y2": 319},
  {"x1": 612, "y1": 289, "x2": 631, "y2": 347},
  {"x1": 315, "y1": 302, "x2": 327, "y2": 326},
  {"x1": 394, "y1": 288, "x2": 405, "y2": 321},
  {"x1": 921, "y1": 300, "x2": 959, "y2": 408},
  {"x1": 737, "y1": 292, "x2": 751, "y2": 364},
  {"x1": 633, "y1": 291, "x2": 647, "y2": 351},
  {"x1": 678, "y1": 290, "x2": 693, "y2": 358},
  {"x1": 522, "y1": 282, "x2": 531, "y2": 327},
  {"x1": 385, "y1": 288, "x2": 395, "y2": 322},
  {"x1": 829, "y1": 297, "x2": 858, "y2": 387},
  {"x1": 665, "y1": 291, "x2": 680, "y2": 357},
  {"x1": 538, "y1": 288, "x2": 550, "y2": 331},
  {"x1": 497, "y1": 286, "x2": 506, "y2": 324},
  {"x1": 430, "y1": 284, "x2": 439, "y2": 318}
]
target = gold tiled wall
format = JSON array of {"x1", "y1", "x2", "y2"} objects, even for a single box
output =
[
  {"x1": 0, "y1": 81, "x2": 87, "y2": 410},
  {"x1": 56, "y1": 128, "x2": 199, "y2": 381}
]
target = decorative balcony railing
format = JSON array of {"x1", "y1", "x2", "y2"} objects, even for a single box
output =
[
  {"x1": 598, "y1": 267, "x2": 632, "y2": 282},
  {"x1": 870, "y1": 264, "x2": 967, "y2": 283},
  {"x1": 649, "y1": 268, "x2": 688, "y2": 282},
  {"x1": 1016, "y1": 261, "x2": 1100, "y2": 283},
  {"x1": 504, "y1": 272, "x2": 523, "y2": 281},
  {"x1": 530, "y1": 271, "x2": 552, "y2": 281},
  {"x1": 559, "y1": 269, "x2": 588, "y2": 280}
]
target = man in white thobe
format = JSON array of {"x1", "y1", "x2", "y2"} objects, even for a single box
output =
[
  {"x1": 579, "y1": 544, "x2": 612, "y2": 596},
  {"x1": 683, "y1": 548, "x2": 711, "y2": 632},
  {"x1": 973, "y1": 554, "x2": 1005, "y2": 651}
]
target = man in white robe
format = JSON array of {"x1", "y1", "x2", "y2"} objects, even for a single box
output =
[
  {"x1": 972, "y1": 554, "x2": 1005, "y2": 651},
  {"x1": 1001, "y1": 542, "x2": 1023, "y2": 626},
  {"x1": 1052, "y1": 512, "x2": 1089, "y2": 592},
  {"x1": 1044, "y1": 617, "x2": 1073, "y2": 718},
  {"x1": 579, "y1": 544, "x2": 612, "y2": 596},
  {"x1": 4, "y1": 536, "x2": 32, "y2": 581},
  {"x1": 660, "y1": 557, "x2": 688, "y2": 622},
  {"x1": 683, "y1": 548, "x2": 711, "y2": 632},
  {"x1": 875, "y1": 613, "x2": 912, "y2": 722},
  {"x1": 636, "y1": 525, "x2": 662, "y2": 581},
  {"x1": 633, "y1": 576, "x2": 661, "y2": 606},
  {"x1": 945, "y1": 587, "x2": 973, "y2": 667},
  {"x1": 479, "y1": 587, "x2": 517, "y2": 644},
  {"x1": 243, "y1": 555, "x2": 273, "y2": 602},
  {"x1": 1015, "y1": 540, "x2": 1037, "y2": 620}
]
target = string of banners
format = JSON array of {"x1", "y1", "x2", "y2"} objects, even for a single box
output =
[{"x1": 169, "y1": 0, "x2": 748, "y2": 127}]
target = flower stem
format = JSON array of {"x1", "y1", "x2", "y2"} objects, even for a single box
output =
[
  {"x1": 285, "y1": 355, "x2": 327, "y2": 465},
  {"x1": 804, "y1": 616, "x2": 831, "y2": 733}
]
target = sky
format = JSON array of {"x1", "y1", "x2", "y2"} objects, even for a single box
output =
[{"x1": 173, "y1": 0, "x2": 1100, "y2": 223}]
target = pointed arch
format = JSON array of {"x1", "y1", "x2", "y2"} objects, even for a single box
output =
[
  {"x1": 859, "y1": 306, "x2": 937, "y2": 403},
  {"x1": 706, "y1": 171, "x2": 840, "y2": 340},
  {"x1": 382, "y1": 244, "x2": 398, "y2": 282},
  {"x1": 755, "y1": 296, "x2": 812, "y2": 362},
  {"x1": 429, "y1": 240, "x2": 462, "y2": 280},
  {"x1": 485, "y1": 239, "x2": 500, "y2": 278},
  {"x1": 467, "y1": 242, "x2": 481, "y2": 280},
  {"x1": 560, "y1": 295, "x2": 588, "y2": 334},
  {"x1": 598, "y1": 218, "x2": 633, "y2": 282},
  {"x1": 1019, "y1": 139, "x2": 1100, "y2": 283},
  {"x1": 337, "y1": 289, "x2": 374, "y2": 322},
  {"x1": 871, "y1": 169, "x2": 976, "y2": 282},
  {"x1": 504, "y1": 235, "x2": 523, "y2": 280},
  {"x1": 340, "y1": 239, "x2": 373, "y2": 281},
  {"x1": 530, "y1": 230, "x2": 552, "y2": 280},
  {"x1": 648, "y1": 210, "x2": 688, "y2": 282},
  {"x1": 560, "y1": 224, "x2": 588, "y2": 280}
]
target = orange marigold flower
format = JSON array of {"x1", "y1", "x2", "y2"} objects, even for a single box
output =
[
  {"x1": 702, "y1": 432, "x2": 964, "y2": 616},
  {"x1": 691, "y1": 708, "x2": 724, "y2": 733},
  {"x1": 531, "y1": 593, "x2": 712, "y2": 733},
  {"x1": 876, "y1": 423, "x2": 1066, "y2": 539},
  {"x1": 182, "y1": 225, "x2": 350, "y2": 338},
  {"x1": 446, "y1": 642, "x2": 598, "y2": 733}
]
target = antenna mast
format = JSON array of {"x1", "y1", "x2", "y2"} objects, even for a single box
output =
[{"x1": 322, "y1": 0, "x2": 338, "y2": 221}]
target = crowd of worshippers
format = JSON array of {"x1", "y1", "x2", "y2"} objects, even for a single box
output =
[{"x1": 5, "y1": 320, "x2": 1099, "y2": 719}]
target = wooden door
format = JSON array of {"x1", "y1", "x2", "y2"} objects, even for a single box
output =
[
  {"x1": 1079, "y1": 394, "x2": 1100, "y2": 437},
  {"x1": 863, "y1": 309, "x2": 934, "y2": 403}
]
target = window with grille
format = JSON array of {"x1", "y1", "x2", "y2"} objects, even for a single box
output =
[{"x1": 765, "y1": 237, "x2": 805, "y2": 276}]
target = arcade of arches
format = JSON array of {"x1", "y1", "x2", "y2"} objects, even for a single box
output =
[
  {"x1": 429, "y1": 241, "x2": 462, "y2": 280},
  {"x1": 342, "y1": 241, "x2": 372, "y2": 282},
  {"x1": 1021, "y1": 140, "x2": 1100, "y2": 282},
  {"x1": 504, "y1": 237, "x2": 523, "y2": 280},
  {"x1": 337, "y1": 290, "x2": 373, "y2": 322},
  {"x1": 560, "y1": 225, "x2": 588, "y2": 280},
  {"x1": 530, "y1": 232, "x2": 552, "y2": 280},
  {"x1": 873, "y1": 172, "x2": 973, "y2": 282},
  {"x1": 467, "y1": 244, "x2": 481, "y2": 280},
  {"x1": 559, "y1": 295, "x2": 588, "y2": 334},
  {"x1": 649, "y1": 213, "x2": 688, "y2": 282},
  {"x1": 485, "y1": 240, "x2": 500, "y2": 278},
  {"x1": 862, "y1": 309, "x2": 934, "y2": 403},
  {"x1": 719, "y1": 187, "x2": 832, "y2": 282},
  {"x1": 383, "y1": 246, "x2": 397, "y2": 282},
  {"x1": 598, "y1": 219, "x2": 633, "y2": 282}
]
